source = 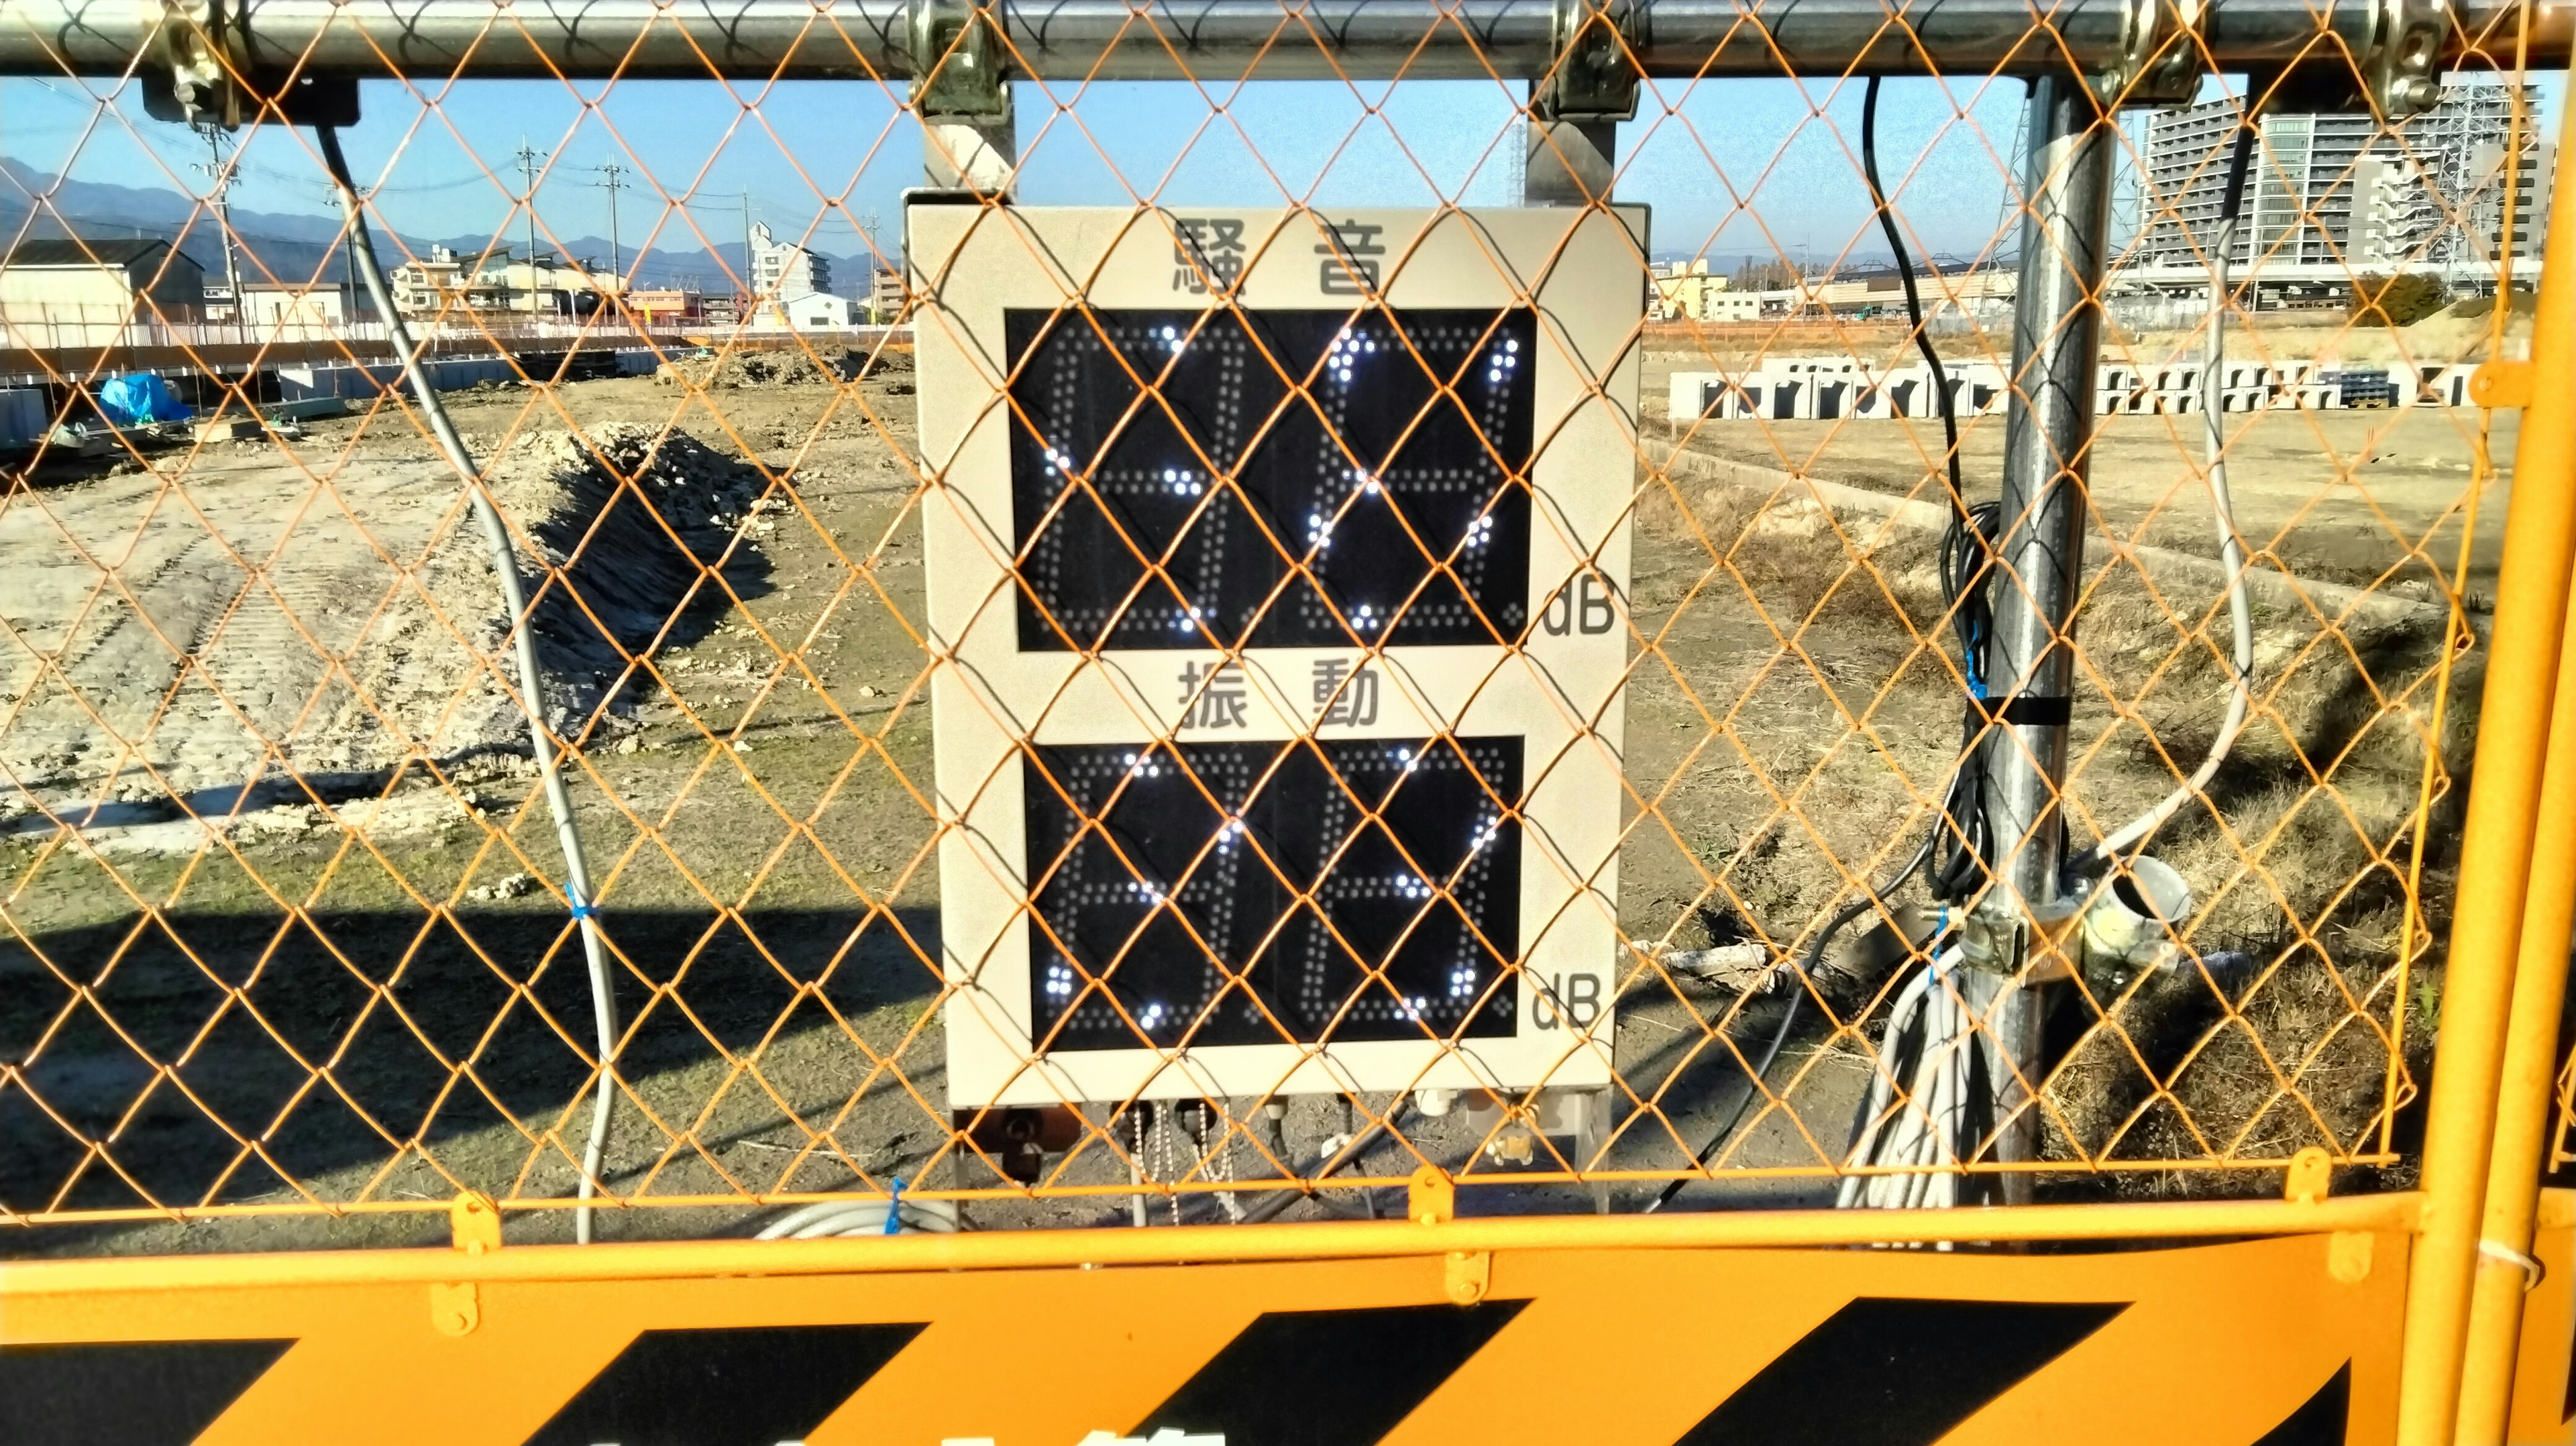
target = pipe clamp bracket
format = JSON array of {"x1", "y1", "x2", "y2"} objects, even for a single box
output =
[{"x1": 1535, "y1": 0, "x2": 1643, "y2": 123}]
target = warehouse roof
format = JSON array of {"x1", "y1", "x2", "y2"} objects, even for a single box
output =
[{"x1": 3, "y1": 238, "x2": 176, "y2": 268}]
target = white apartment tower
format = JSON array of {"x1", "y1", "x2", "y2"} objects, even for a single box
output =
[
  {"x1": 2139, "y1": 82, "x2": 2553, "y2": 272},
  {"x1": 749, "y1": 221, "x2": 832, "y2": 300}
]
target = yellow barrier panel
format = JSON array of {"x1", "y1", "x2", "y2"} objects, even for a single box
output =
[{"x1": 3, "y1": 1229, "x2": 2403, "y2": 1445}]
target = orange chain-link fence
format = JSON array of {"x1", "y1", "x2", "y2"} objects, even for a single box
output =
[{"x1": 0, "y1": 3, "x2": 2569, "y2": 1364}]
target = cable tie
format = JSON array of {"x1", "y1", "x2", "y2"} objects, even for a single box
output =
[
  {"x1": 1970, "y1": 693, "x2": 2070, "y2": 727},
  {"x1": 2479, "y1": 1237, "x2": 2546, "y2": 1292},
  {"x1": 569, "y1": 901, "x2": 598, "y2": 921},
  {"x1": 883, "y1": 1176, "x2": 906, "y2": 1235}
]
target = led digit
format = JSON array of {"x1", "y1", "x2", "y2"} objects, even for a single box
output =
[{"x1": 1007, "y1": 308, "x2": 1537, "y2": 651}]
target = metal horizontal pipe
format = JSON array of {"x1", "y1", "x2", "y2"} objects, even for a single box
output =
[
  {"x1": 1, "y1": 1190, "x2": 2424, "y2": 1295},
  {"x1": 0, "y1": 0, "x2": 2563, "y2": 85}
]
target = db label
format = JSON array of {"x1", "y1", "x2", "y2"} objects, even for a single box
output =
[{"x1": 1532, "y1": 973, "x2": 1602, "y2": 1030}]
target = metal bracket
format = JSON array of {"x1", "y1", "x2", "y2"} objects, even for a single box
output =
[
  {"x1": 1533, "y1": 0, "x2": 1641, "y2": 123},
  {"x1": 1407, "y1": 1164, "x2": 1456, "y2": 1225},
  {"x1": 1444, "y1": 1251, "x2": 1493, "y2": 1305},
  {"x1": 1960, "y1": 896, "x2": 2081, "y2": 977},
  {"x1": 2360, "y1": 0, "x2": 2453, "y2": 118},
  {"x1": 2251, "y1": 0, "x2": 2453, "y2": 117},
  {"x1": 1960, "y1": 905, "x2": 2026, "y2": 977},
  {"x1": 2471, "y1": 358, "x2": 2533, "y2": 408},
  {"x1": 450, "y1": 1191, "x2": 502, "y2": 1254},
  {"x1": 2284, "y1": 1146, "x2": 2332, "y2": 1204},
  {"x1": 2092, "y1": 0, "x2": 2206, "y2": 108},
  {"x1": 910, "y1": 0, "x2": 1008, "y2": 121},
  {"x1": 143, "y1": 0, "x2": 358, "y2": 128},
  {"x1": 148, "y1": 1, "x2": 236, "y2": 126},
  {"x1": 429, "y1": 1282, "x2": 480, "y2": 1337}
]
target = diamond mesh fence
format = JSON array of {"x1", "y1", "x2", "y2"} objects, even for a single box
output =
[{"x1": 0, "y1": 1, "x2": 2556, "y2": 1250}]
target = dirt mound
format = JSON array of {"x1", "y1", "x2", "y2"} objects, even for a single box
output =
[
  {"x1": 345, "y1": 425, "x2": 769, "y2": 762},
  {"x1": 656, "y1": 346, "x2": 909, "y2": 390},
  {"x1": 0, "y1": 423, "x2": 771, "y2": 831}
]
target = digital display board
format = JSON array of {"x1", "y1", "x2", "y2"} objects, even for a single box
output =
[
  {"x1": 1024, "y1": 736, "x2": 1522, "y2": 1050},
  {"x1": 1007, "y1": 308, "x2": 1535, "y2": 651},
  {"x1": 912, "y1": 205, "x2": 1644, "y2": 1107}
]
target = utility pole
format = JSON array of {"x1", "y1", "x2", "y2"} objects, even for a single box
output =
[
  {"x1": 741, "y1": 190, "x2": 757, "y2": 315},
  {"x1": 859, "y1": 209, "x2": 882, "y2": 322},
  {"x1": 515, "y1": 139, "x2": 546, "y2": 313},
  {"x1": 191, "y1": 123, "x2": 244, "y2": 340},
  {"x1": 598, "y1": 162, "x2": 627, "y2": 281}
]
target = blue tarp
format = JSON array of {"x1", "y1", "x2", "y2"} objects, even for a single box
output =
[{"x1": 97, "y1": 374, "x2": 192, "y2": 427}]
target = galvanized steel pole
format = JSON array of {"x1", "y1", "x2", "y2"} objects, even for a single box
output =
[
  {"x1": 0, "y1": 0, "x2": 2561, "y2": 80},
  {"x1": 1966, "y1": 71, "x2": 2115, "y2": 1205}
]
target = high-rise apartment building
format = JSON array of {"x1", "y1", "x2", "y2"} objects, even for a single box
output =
[{"x1": 2138, "y1": 83, "x2": 2553, "y2": 272}]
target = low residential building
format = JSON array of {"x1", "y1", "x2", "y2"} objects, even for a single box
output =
[
  {"x1": 474, "y1": 252, "x2": 622, "y2": 314},
  {"x1": 624, "y1": 288, "x2": 702, "y2": 325},
  {"x1": 867, "y1": 265, "x2": 907, "y2": 323},
  {"x1": 1757, "y1": 263, "x2": 2014, "y2": 318},
  {"x1": 235, "y1": 280, "x2": 372, "y2": 330},
  {"x1": 388, "y1": 244, "x2": 479, "y2": 316},
  {"x1": 0, "y1": 238, "x2": 205, "y2": 341},
  {"x1": 1651, "y1": 260, "x2": 1737, "y2": 321},
  {"x1": 763, "y1": 291, "x2": 862, "y2": 330}
]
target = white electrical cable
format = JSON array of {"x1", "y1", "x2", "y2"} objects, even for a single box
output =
[
  {"x1": 1130, "y1": 1107, "x2": 1150, "y2": 1228},
  {"x1": 1838, "y1": 946, "x2": 1974, "y2": 1212},
  {"x1": 753, "y1": 1199, "x2": 962, "y2": 1239},
  {"x1": 2091, "y1": 123, "x2": 2259, "y2": 864},
  {"x1": 317, "y1": 127, "x2": 622, "y2": 1245}
]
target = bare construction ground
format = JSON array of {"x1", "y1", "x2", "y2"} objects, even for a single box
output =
[{"x1": 0, "y1": 328, "x2": 2496, "y2": 1252}]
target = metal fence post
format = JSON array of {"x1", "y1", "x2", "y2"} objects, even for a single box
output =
[
  {"x1": 2398, "y1": 62, "x2": 2576, "y2": 1445},
  {"x1": 1523, "y1": 0, "x2": 1635, "y2": 205},
  {"x1": 1966, "y1": 72, "x2": 2115, "y2": 1204},
  {"x1": 1523, "y1": 116, "x2": 1619, "y2": 205}
]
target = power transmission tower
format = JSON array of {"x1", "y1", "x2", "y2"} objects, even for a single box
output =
[
  {"x1": 191, "y1": 124, "x2": 244, "y2": 339},
  {"x1": 515, "y1": 139, "x2": 546, "y2": 311}
]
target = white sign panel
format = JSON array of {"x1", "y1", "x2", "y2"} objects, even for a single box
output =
[{"x1": 909, "y1": 205, "x2": 1646, "y2": 1107}]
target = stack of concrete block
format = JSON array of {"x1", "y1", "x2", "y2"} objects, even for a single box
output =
[
  {"x1": 1666, "y1": 359, "x2": 2008, "y2": 424},
  {"x1": 1671, "y1": 355, "x2": 2489, "y2": 423}
]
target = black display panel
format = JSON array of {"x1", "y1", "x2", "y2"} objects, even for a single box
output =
[
  {"x1": 1007, "y1": 308, "x2": 1535, "y2": 651},
  {"x1": 1024, "y1": 736, "x2": 1521, "y2": 1050}
]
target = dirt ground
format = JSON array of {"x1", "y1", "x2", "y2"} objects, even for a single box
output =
[{"x1": 0, "y1": 325, "x2": 2492, "y2": 1254}]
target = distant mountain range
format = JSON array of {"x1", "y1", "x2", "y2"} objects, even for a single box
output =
[
  {"x1": 0, "y1": 159, "x2": 883, "y2": 296},
  {"x1": 5, "y1": 161, "x2": 1966, "y2": 293}
]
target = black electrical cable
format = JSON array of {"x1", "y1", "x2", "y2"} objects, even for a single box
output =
[
  {"x1": 2220, "y1": 119, "x2": 2257, "y2": 230},
  {"x1": 1650, "y1": 79, "x2": 2003, "y2": 1212},
  {"x1": 1644, "y1": 832, "x2": 1937, "y2": 1213},
  {"x1": 1927, "y1": 502, "x2": 2000, "y2": 901},
  {"x1": 1235, "y1": 1097, "x2": 1407, "y2": 1225},
  {"x1": 1862, "y1": 74, "x2": 1998, "y2": 904},
  {"x1": 1862, "y1": 76, "x2": 1968, "y2": 528}
]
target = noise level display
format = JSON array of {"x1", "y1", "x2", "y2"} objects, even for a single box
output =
[{"x1": 1007, "y1": 307, "x2": 1538, "y2": 652}]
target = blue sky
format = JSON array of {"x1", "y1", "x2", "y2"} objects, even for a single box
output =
[{"x1": 4, "y1": 68, "x2": 2557, "y2": 280}]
